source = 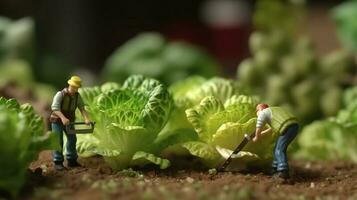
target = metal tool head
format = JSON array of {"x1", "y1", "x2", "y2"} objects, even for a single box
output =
[
  {"x1": 65, "y1": 122, "x2": 96, "y2": 134},
  {"x1": 216, "y1": 146, "x2": 232, "y2": 159}
]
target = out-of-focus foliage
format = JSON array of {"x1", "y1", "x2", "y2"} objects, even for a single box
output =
[
  {"x1": 253, "y1": 0, "x2": 304, "y2": 34},
  {"x1": 0, "y1": 17, "x2": 58, "y2": 102},
  {"x1": 294, "y1": 87, "x2": 357, "y2": 162},
  {"x1": 237, "y1": 0, "x2": 355, "y2": 124},
  {"x1": 0, "y1": 59, "x2": 33, "y2": 87},
  {"x1": 333, "y1": 0, "x2": 357, "y2": 52},
  {"x1": 0, "y1": 17, "x2": 35, "y2": 83},
  {"x1": 0, "y1": 59, "x2": 56, "y2": 103},
  {"x1": 0, "y1": 16, "x2": 72, "y2": 89},
  {"x1": 102, "y1": 32, "x2": 221, "y2": 85},
  {"x1": 0, "y1": 97, "x2": 58, "y2": 197},
  {"x1": 0, "y1": 17, "x2": 35, "y2": 62}
]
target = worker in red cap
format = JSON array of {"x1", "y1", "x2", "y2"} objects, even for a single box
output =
[{"x1": 253, "y1": 103, "x2": 299, "y2": 179}]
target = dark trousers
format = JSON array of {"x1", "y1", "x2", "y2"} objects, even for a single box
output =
[
  {"x1": 52, "y1": 122, "x2": 78, "y2": 162},
  {"x1": 272, "y1": 123, "x2": 299, "y2": 172}
]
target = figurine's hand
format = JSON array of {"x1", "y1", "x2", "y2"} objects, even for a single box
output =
[
  {"x1": 252, "y1": 135, "x2": 259, "y2": 143},
  {"x1": 61, "y1": 117, "x2": 70, "y2": 126},
  {"x1": 84, "y1": 118, "x2": 91, "y2": 125}
]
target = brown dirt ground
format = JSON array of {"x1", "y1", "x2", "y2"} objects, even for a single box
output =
[{"x1": 14, "y1": 151, "x2": 357, "y2": 200}]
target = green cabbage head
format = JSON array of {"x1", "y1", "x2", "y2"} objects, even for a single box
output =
[
  {"x1": 181, "y1": 95, "x2": 279, "y2": 170},
  {"x1": 294, "y1": 86, "x2": 357, "y2": 162},
  {"x1": 158, "y1": 76, "x2": 243, "y2": 156},
  {"x1": 0, "y1": 97, "x2": 57, "y2": 197},
  {"x1": 76, "y1": 75, "x2": 176, "y2": 170}
]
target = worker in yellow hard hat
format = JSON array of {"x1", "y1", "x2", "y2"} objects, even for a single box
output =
[{"x1": 49, "y1": 75, "x2": 91, "y2": 170}]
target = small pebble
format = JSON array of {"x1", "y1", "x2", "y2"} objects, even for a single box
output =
[
  {"x1": 304, "y1": 162, "x2": 311, "y2": 169},
  {"x1": 186, "y1": 177, "x2": 194, "y2": 183},
  {"x1": 310, "y1": 182, "x2": 315, "y2": 188}
]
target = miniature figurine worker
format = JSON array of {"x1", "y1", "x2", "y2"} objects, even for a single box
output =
[
  {"x1": 253, "y1": 103, "x2": 299, "y2": 179},
  {"x1": 50, "y1": 76, "x2": 91, "y2": 171}
]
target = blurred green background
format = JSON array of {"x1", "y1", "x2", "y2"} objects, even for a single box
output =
[
  {"x1": 0, "y1": 0, "x2": 347, "y2": 84},
  {"x1": 0, "y1": 0, "x2": 355, "y2": 122}
]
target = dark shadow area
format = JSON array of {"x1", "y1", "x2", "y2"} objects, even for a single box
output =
[
  {"x1": 290, "y1": 166, "x2": 322, "y2": 183},
  {"x1": 19, "y1": 169, "x2": 52, "y2": 200}
]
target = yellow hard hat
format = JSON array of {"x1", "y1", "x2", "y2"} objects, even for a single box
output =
[{"x1": 67, "y1": 75, "x2": 82, "y2": 88}]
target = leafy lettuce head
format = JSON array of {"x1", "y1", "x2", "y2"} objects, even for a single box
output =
[
  {"x1": 294, "y1": 119, "x2": 357, "y2": 162},
  {"x1": 294, "y1": 86, "x2": 357, "y2": 163},
  {"x1": 181, "y1": 95, "x2": 277, "y2": 170},
  {"x1": 158, "y1": 77, "x2": 243, "y2": 155},
  {"x1": 0, "y1": 97, "x2": 57, "y2": 197},
  {"x1": 77, "y1": 75, "x2": 173, "y2": 170}
]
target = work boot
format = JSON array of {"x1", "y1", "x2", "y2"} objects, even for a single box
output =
[
  {"x1": 273, "y1": 170, "x2": 290, "y2": 180},
  {"x1": 54, "y1": 161, "x2": 65, "y2": 171},
  {"x1": 67, "y1": 159, "x2": 81, "y2": 168}
]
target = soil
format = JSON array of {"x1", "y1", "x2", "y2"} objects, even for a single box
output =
[{"x1": 12, "y1": 151, "x2": 356, "y2": 200}]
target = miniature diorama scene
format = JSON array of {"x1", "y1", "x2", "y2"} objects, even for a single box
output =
[{"x1": 0, "y1": 0, "x2": 356, "y2": 199}]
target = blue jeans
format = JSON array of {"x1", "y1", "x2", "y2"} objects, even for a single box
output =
[
  {"x1": 52, "y1": 122, "x2": 78, "y2": 162},
  {"x1": 272, "y1": 123, "x2": 299, "y2": 172}
]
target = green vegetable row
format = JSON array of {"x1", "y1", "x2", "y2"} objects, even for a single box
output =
[{"x1": 75, "y1": 75, "x2": 278, "y2": 172}]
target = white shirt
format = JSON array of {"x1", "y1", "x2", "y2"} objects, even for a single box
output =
[{"x1": 256, "y1": 108, "x2": 272, "y2": 128}]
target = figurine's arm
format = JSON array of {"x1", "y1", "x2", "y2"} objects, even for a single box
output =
[
  {"x1": 77, "y1": 95, "x2": 91, "y2": 124},
  {"x1": 79, "y1": 108, "x2": 91, "y2": 124},
  {"x1": 253, "y1": 110, "x2": 269, "y2": 142},
  {"x1": 51, "y1": 91, "x2": 70, "y2": 125},
  {"x1": 253, "y1": 127, "x2": 263, "y2": 142},
  {"x1": 253, "y1": 126, "x2": 272, "y2": 142},
  {"x1": 261, "y1": 127, "x2": 272, "y2": 135}
]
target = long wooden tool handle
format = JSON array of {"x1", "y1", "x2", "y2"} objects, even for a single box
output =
[{"x1": 218, "y1": 132, "x2": 255, "y2": 172}]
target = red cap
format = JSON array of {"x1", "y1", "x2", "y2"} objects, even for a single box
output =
[{"x1": 256, "y1": 103, "x2": 269, "y2": 112}]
